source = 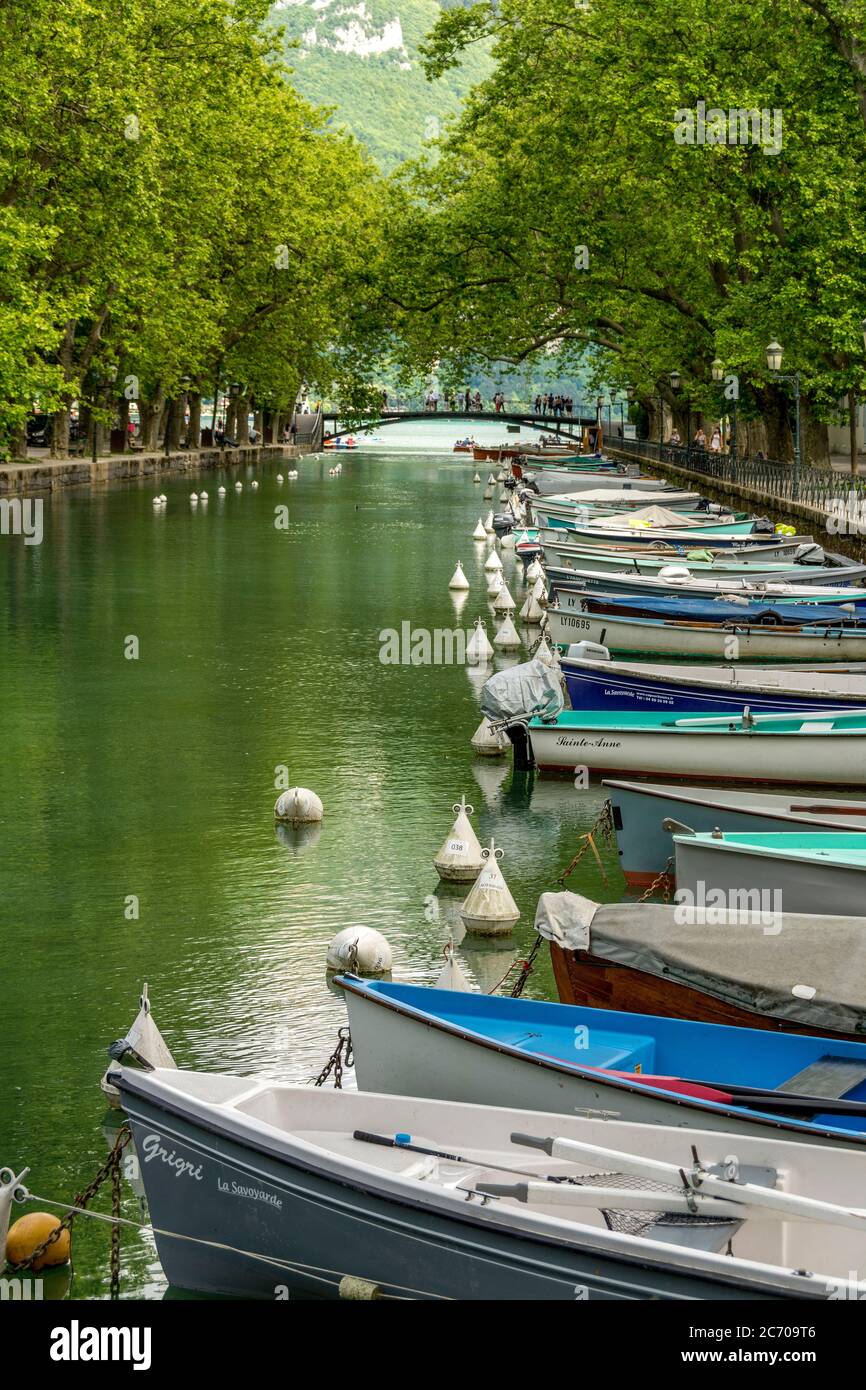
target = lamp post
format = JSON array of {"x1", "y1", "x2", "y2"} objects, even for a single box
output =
[
  {"x1": 766, "y1": 339, "x2": 800, "y2": 497},
  {"x1": 668, "y1": 370, "x2": 681, "y2": 453}
]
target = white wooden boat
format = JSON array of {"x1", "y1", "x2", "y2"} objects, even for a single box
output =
[
  {"x1": 548, "y1": 566, "x2": 866, "y2": 604},
  {"x1": 111, "y1": 1062, "x2": 866, "y2": 1300},
  {"x1": 523, "y1": 708, "x2": 866, "y2": 784},
  {"x1": 546, "y1": 605, "x2": 866, "y2": 661},
  {"x1": 540, "y1": 535, "x2": 839, "y2": 573}
]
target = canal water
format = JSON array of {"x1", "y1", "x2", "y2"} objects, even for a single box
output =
[{"x1": 0, "y1": 427, "x2": 620, "y2": 1298}]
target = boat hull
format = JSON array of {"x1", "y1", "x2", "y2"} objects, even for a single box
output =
[
  {"x1": 605, "y1": 779, "x2": 866, "y2": 885},
  {"x1": 560, "y1": 656, "x2": 866, "y2": 714},
  {"x1": 116, "y1": 1073, "x2": 781, "y2": 1301},
  {"x1": 540, "y1": 541, "x2": 839, "y2": 574},
  {"x1": 673, "y1": 836, "x2": 866, "y2": 918},
  {"x1": 546, "y1": 606, "x2": 866, "y2": 661},
  {"x1": 549, "y1": 943, "x2": 866, "y2": 1042},
  {"x1": 343, "y1": 984, "x2": 866, "y2": 1150},
  {"x1": 525, "y1": 718, "x2": 866, "y2": 785}
]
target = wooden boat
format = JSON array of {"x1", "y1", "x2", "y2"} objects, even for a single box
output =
[
  {"x1": 540, "y1": 536, "x2": 843, "y2": 574},
  {"x1": 604, "y1": 778, "x2": 866, "y2": 886},
  {"x1": 545, "y1": 605, "x2": 866, "y2": 660},
  {"x1": 559, "y1": 650, "x2": 866, "y2": 715},
  {"x1": 539, "y1": 888, "x2": 866, "y2": 1043},
  {"x1": 536, "y1": 513, "x2": 803, "y2": 547},
  {"x1": 472, "y1": 444, "x2": 527, "y2": 461},
  {"x1": 576, "y1": 592, "x2": 866, "y2": 628},
  {"x1": 672, "y1": 828, "x2": 866, "y2": 919},
  {"x1": 548, "y1": 565, "x2": 866, "y2": 604},
  {"x1": 514, "y1": 467, "x2": 658, "y2": 495},
  {"x1": 111, "y1": 1061, "x2": 866, "y2": 1301},
  {"x1": 340, "y1": 976, "x2": 866, "y2": 1149},
  {"x1": 522, "y1": 708, "x2": 866, "y2": 784},
  {"x1": 535, "y1": 488, "x2": 703, "y2": 512}
]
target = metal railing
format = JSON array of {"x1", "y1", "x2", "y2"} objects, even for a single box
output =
[{"x1": 608, "y1": 435, "x2": 866, "y2": 515}]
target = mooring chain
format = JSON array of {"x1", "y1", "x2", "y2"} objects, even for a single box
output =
[
  {"x1": 8, "y1": 1126, "x2": 132, "y2": 1280},
  {"x1": 314, "y1": 1027, "x2": 353, "y2": 1089},
  {"x1": 509, "y1": 935, "x2": 543, "y2": 998},
  {"x1": 636, "y1": 856, "x2": 675, "y2": 905},
  {"x1": 557, "y1": 799, "x2": 615, "y2": 885}
]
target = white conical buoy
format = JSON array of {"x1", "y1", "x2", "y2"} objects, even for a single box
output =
[
  {"x1": 433, "y1": 794, "x2": 485, "y2": 882},
  {"x1": 326, "y1": 926, "x2": 392, "y2": 977},
  {"x1": 526, "y1": 558, "x2": 544, "y2": 583},
  {"x1": 534, "y1": 633, "x2": 559, "y2": 666},
  {"x1": 448, "y1": 561, "x2": 470, "y2": 591},
  {"x1": 274, "y1": 787, "x2": 324, "y2": 823},
  {"x1": 484, "y1": 510, "x2": 495, "y2": 534},
  {"x1": 483, "y1": 487, "x2": 493, "y2": 500},
  {"x1": 498, "y1": 491, "x2": 508, "y2": 505},
  {"x1": 466, "y1": 617, "x2": 494, "y2": 663},
  {"x1": 199, "y1": 490, "x2": 208, "y2": 499},
  {"x1": 190, "y1": 491, "x2": 198, "y2": 501},
  {"x1": 492, "y1": 582, "x2": 516, "y2": 612},
  {"x1": 520, "y1": 590, "x2": 544, "y2": 624},
  {"x1": 251, "y1": 480, "x2": 259, "y2": 489},
  {"x1": 500, "y1": 531, "x2": 515, "y2": 549},
  {"x1": 235, "y1": 481, "x2": 242, "y2": 491},
  {"x1": 473, "y1": 472, "x2": 481, "y2": 484},
  {"x1": 487, "y1": 473, "x2": 496, "y2": 485},
  {"x1": 486, "y1": 571, "x2": 503, "y2": 598},
  {"x1": 460, "y1": 839, "x2": 520, "y2": 935},
  {"x1": 218, "y1": 486, "x2": 226, "y2": 495},
  {"x1": 435, "y1": 939, "x2": 472, "y2": 992},
  {"x1": 472, "y1": 518, "x2": 487, "y2": 541},
  {"x1": 532, "y1": 575, "x2": 548, "y2": 606},
  {"x1": 471, "y1": 718, "x2": 508, "y2": 757},
  {"x1": 493, "y1": 614, "x2": 522, "y2": 649},
  {"x1": 277, "y1": 474, "x2": 284, "y2": 482},
  {"x1": 484, "y1": 548, "x2": 503, "y2": 573}
]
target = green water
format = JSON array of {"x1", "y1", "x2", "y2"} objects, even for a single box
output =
[{"x1": 0, "y1": 449, "x2": 619, "y2": 1299}]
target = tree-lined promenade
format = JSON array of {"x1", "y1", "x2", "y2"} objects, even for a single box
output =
[
  {"x1": 380, "y1": 0, "x2": 866, "y2": 469},
  {"x1": 0, "y1": 0, "x2": 389, "y2": 464}
]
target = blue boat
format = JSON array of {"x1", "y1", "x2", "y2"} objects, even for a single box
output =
[
  {"x1": 579, "y1": 593, "x2": 866, "y2": 627},
  {"x1": 340, "y1": 977, "x2": 866, "y2": 1149},
  {"x1": 560, "y1": 650, "x2": 866, "y2": 714}
]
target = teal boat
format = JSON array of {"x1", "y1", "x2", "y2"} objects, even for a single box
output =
[{"x1": 672, "y1": 829, "x2": 866, "y2": 919}]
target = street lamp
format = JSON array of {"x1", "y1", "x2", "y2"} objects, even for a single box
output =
[
  {"x1": 766, "y1": 339, "x2": 800, "y2": 495},
  {"x1": 669, "y1": 369, "x2": 681, "y2": 391},
  {"x1": 711, "y1": 358, "x2": 724, "y2": 383}
]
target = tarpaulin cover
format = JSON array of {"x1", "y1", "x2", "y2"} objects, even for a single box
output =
[
  {"x1": 535, "y1": 890, "x2": 866, "y2": 1035},
  {"x1": 582, "y1": 593, "x2": 865, "y2": 627},
  {"x1": 480, "y1": 657, "x2": 565, "y2": 723}
]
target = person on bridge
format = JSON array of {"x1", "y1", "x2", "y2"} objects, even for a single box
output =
[
  {"x1": 473, "y1": 390, "x2": 482, "y2": 411},
  {"x1": 668, "y1": 428, "x2": 681, "y2": 446},
  {"x1": 709, "y1": 426, "x2": 722, "y2": 452},
  {"x1": 534, "y1": 394, "x2": 542, "y2": 413},
  {"x1": 464, "y1": 389, "x2": 471, "y2": 411},
  {"x1": 693, "y1": 425, "x2": 707, "y2": 448}
]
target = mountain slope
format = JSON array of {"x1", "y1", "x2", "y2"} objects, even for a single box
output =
[{"x1": 272, "y1": 0, "x2": 491, "y2": 169}]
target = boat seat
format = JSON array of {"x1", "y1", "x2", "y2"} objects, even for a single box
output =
[{"x1": 776, "y1": 1056, "x2": 866, "y2": 1100}]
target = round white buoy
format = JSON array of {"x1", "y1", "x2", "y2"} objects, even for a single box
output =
[
  {"x1": 492, "y1": 582, "x2": 516, "y2": 613},
  {"x1": 459, "y1": 839, "x2": 520, "y2": 935},
  {"x1": 199, "y1": 490, "x2": 208, "y2": 500},
  {"x1": 486, "y1": 571, "x2": 503, "y2": 598},
  {"x1": 276, "y1": 474, "x2": 284, "y2": 482},
  {"x1": 520, "y1": 590, "x2": 544, "y2": 624},
  {"x1": 152, "y1": 496, "x2": 161, "y2": 507},
  {"x1": 471, "y1": 718, "x2": 508, "y2": 757},
  {"x1": 190, "y1": 491, "x2": 198, "y2": 501},
  {"x1": 448, "y1": 561, "x2": 470, "y2": 591},
  {"x1": 472, "y1": 519, "x2": 487, "y2": 542},
  {"x1": 493, "y1": 614, "x2": 522, "y2": 649},
  {"x1": 274, "y1": 787, "x2": 324, "y2": 823},
  {"x1": 234, "y1": 481, "x2": 243, "y2": 491},
  {"x1": 290, "y1": 469, "x2": 299, "y2": 478},
  {"x1": 326, "y1": 926, "x2": 392, "y2": 977},
  {"x1": 466, "y1": 617, "x2": 494, "y2": 663},
  {"x1": 251, "y1": 480, "x2": 259, "y2": 489},
  {"x1": 218, "y1": 486, "x2": 226, "y2": 495},
  {"x1": 525, "y1": 558, "x2": 544, "y2": 584},
  {"x1": 433, "y1": 794, "x2": 485, "y2": 882},
  {"x1": 483, "y1": 549, "x2": 503, "y2": 574},
  {"x1": 473, "y1": 473, "x2": 481, "y2": 484}
]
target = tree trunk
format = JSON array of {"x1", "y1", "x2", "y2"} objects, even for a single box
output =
[
  {"x1": 169, "y1": 398, "x2": 182, "y2": 450},
  {"x1": 117, "y1": 395, "x2": 129, "y2": 452},
  {"x1": 187, "y1": 392, "x2": 201, "y2": 449},
  {"x1": 849, "y1": 391, "x2": 859, "y2": 475},
  {"x1": 140, "y1": 389, "x2": 164, "y2": 451},
  {"x1": 10, "y1": 421, "x2": 27, "y2": 460}
]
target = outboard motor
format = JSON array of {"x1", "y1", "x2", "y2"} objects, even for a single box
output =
[{"x1": 491, "y1": 513, "x2": 515, "y2": 537}]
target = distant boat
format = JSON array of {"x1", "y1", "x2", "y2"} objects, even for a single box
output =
[
  {"x1": 604, "y1": 777, "x2": 866, "y2": 887},
  {"x1": 538, "y1": 887, "x2": 866, "y2": 1043},
  {"x1": 111, "y1": 1061, "x2": 866, "y2": 1300},
  {"x1": 673, "y1": 828, "x2": 866, "y2": 919},
  {"x1": 560, "y1": 650, "x2": 866, "y2": 716},
  {"x1": 523, "y1": 708, "x2": 866, "y2": 784},
  {"x1": 540, "y1": 535, "x2": 838, "y2": 572},
  {"x1": 513, "y1": 466, "x2": 660, "y2": 495},
  {"x1": 548, "y1": 565, "x2": 866, "y2": 603},
  {"x1": 545, "y1": 605, "x2": 866, "y2": 661},
  {"x1": 341, "y1": 977, "x2": 866, "y2": 1149}
]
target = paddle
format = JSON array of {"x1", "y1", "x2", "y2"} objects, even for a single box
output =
[{"x1": 351, "y1": 1130, "x2": 579, "y2": 1184}]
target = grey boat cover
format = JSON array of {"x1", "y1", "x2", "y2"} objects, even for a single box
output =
[
  {"x1": 480, "y1": 658, "x2": 565, "y2": 723},
  {"x1": 535, "y1": 890, "x2": 866, "y2": 1035}
]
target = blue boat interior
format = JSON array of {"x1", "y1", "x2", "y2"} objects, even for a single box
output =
[
  {"x1": 582, "y1": 595, "x2": 866, "y2": 626},
  {"x1": 343, "y1": 979, "x2": 866, "y2": 1137}
]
